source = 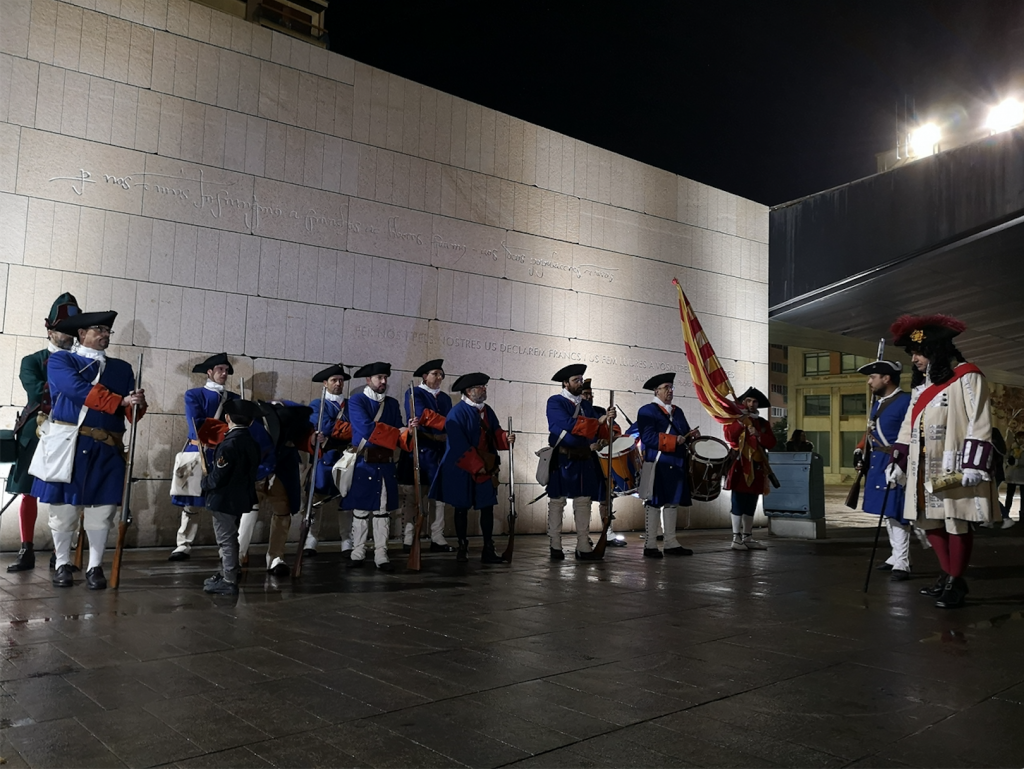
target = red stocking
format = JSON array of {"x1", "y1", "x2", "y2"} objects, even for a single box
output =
[
  {"x1": 947, "y1": 531, "x2": 974, "y2": 578},
  {"x1": 18, "y1": 495, "x2": 37, "y2": 543},
  {"x1": 926, "y1": 529, "x2": 950, "y2": 573}
]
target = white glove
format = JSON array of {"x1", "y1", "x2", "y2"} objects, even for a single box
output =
[
  {"x1": 885, "y1": 463, "x2": 906, "y2": 487},
  {"x1": 961, "y1": 469, "x2": 984, "y2": 487}
]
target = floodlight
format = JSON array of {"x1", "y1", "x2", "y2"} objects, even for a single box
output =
[
  {"x1": 909, "y1": 123, "x2": 940, "y2": 158},
  {"x1": 986, "y1": 98, "x2": 1024, "y2": 134}
]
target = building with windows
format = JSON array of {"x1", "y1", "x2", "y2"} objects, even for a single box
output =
[
  {"x1": 768, "y1": 344, "x2": 789, "y2": 426},
  {"x1": 785, "y1": 347, "x2": 882, "y2": 483}
]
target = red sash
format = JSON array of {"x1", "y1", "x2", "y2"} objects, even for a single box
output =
[{"x1": 910, "y1": 363, "x2": 982, "y2": 425}]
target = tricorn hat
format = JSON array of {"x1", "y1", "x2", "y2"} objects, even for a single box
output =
[
  {"x1": 857, "y1": 360, "x2": 903, "y2": 377},
  {"x1": 552, "y1": 364, "x2": 586, "y2": 382},
  {"x1": 891, "y1": 314, "x2": 966, "y2": 349},
  {"x1": 353, "y1": 362, "x2": 392, "y2": 378},
  {"x1": 414, "y1": 359, "x2": 444, "y2": 378},
  {"x1": 735, "y1": 386, "x2": 770, "y2": 409},
  {"x1": 223, "y1": 398, "x2": 260, "y2": 422},
  {"x1": 192, "y1": 352, "x2": 234, "y2": 375},
  {"x1": 643, "y1": 372, "x2": 676, "y2": 391},
  {"x1": 259, "y1": 401, "x2": 314, "y2": 447},
  {"x1": 312, "y1": 363, "x2": 350, "y2": 383},
  {"x1": 451, "y1": 372, "x2": 489, "y2": 392},
  {"x1": 50, "y1": 310, "x2": 117, "y2": 335},
  {"x1": 45, "y1": 292, "x2": 80, "y2": 329}
]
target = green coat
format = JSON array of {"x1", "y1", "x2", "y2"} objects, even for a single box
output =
[{"x1": 6, "y1": 348, "x2": 50, "y2": 495}]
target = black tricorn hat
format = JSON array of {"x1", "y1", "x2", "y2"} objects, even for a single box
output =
[
  {"x1": 223, "y1": 398, "x2": 260, "y2": 422},
  {"x1": 736, "y1": 387, "x2": 770, "y2": 409},
  {"x1": 192, "y1": 352, "x2": 234, "y2": 375},
  {"x1": 450, "y1": 372, "x2": 489, "y2": 392},
  {"x1": 50, "y1": 310, "x2": 117, "y2": 335},
  {"x1": 353, "y1": 362, "x2": 392, "y2": 378},
  {"x1": 857, "y1": 360, "x2": 903, "y2": 377},
  {"x1": 312, "y1": 363, "x2": 350, "y2": 383},
  {"x1": 259, "y1": 401, "x2": 314, "y2": 446},
  {"x1": 45, "y1": 292, "x2": 80, "y2": 329},
  {"x1": 643, "y1": 372, "x2": 676, "y2": 391},
  {"x1": 552, "y1": 364, "x2": 587, "y2": 382},
  {"x1": 414, "y1": 359, "x2": 444, "y2": 378}
]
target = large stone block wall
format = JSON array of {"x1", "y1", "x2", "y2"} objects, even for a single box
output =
[{"x1": 0, "y1": 0, "x2": 769, "y2": 550}]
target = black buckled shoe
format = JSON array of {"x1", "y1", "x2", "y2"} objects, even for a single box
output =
[
  {"x1": 608, "y1": 536, "x2": 628, "y2": 547},
  {"x1": 575, "y1": 549, "x2": 603, "y2": 561},
  {"x1": 7, "y1": 543, "x2": 35, "y2": 572},
  {"x1": 302, "y1": 548, "x2": 317, "y2": 557},
  {"x1": 643, "y1": 548, "x2": 664, "y2": 559},
  {"x1": 890, "y1": 569, "x2": 911, "y2": 581},
  {"x1": 481, "y1": 544, "x2": 506, "y2": 564},
  {"x1": 376, "y1": 561, "x2": 394, "y2": 572},
  {"x1": 430, "y1": 542, "x2": 455, "y2": 553},
  {"x1": 549, "y1": 548, "x2": 565, "y2": 561},
  {"x1": 876, "y1": 563, "x2": 894, "y2": 571},
  {"x1": 919, "y1": 572, "x2": 948, "y2": 597},
  {"x1": 935, "y1": 576, "x2": 969, "y2": 609},
  {"x1": 456, "y1": 540, "x2": 469, "y2": 563},
  {"x1": 167, "y1": 550, "x2": 190, "y2": 562},
  {"x1": 85, "y1": 566, "x2": 107, "y2": 590},
  {"x1": 663, "y1": 546, "x2": 693, "y2": 556},
  {"x1": 52, "y1": 563, "x2": 74, "y2": 587}
]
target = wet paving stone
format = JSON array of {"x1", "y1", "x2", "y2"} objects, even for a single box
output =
[{"x1": 0, "y1": 529, "x2": 1022, "y2": 767}]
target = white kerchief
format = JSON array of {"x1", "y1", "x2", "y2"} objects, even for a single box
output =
[
  {"x1": 364, "y1": 386, "x2": 385, "y2": 402},
  {"x1": 72, "y1": 342, "x2": 105, "y2": 362},
  {"x1": 204, "y1": 381, "x2": 225, "y2": 392},
  {"x1": 651, "y1": 394, "x2": 673, "y2": 413},
  {"x1": 47, "y1": 342, "x2": 60, "y2": 354},
  {"x1": 462, "y1": 395, "x2": 486, "y2": 411},
  {"x1": 325, "y1": 391, "x2": 343, "y2": 403},
  {"x1": 561, "y1": 388, "x2": 581, "y2": 405},
  {"x1": 419, "y1": 383, "x2": 442, "y2": 396}
]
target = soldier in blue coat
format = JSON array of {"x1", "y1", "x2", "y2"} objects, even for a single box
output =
[
  {"x1": 401, "y1": 359, "x2": 455, "y2": 553},
  {"x1": 32, "y1": 311, "x2": 147, "y2": 590},
  {"x1": 636, "y1": 373, "x2": 699, "y2": 558},
  {"x1": 302, "y1": 363, "x2": 353, "y2": 557},
  {"x1": 545, "y1": 364, "x2": 615, "y2": 561},
  {"x1": 341, "y1": 362, "x2": 414, "y2": 571},
  {"x1": 429, "y1": 373, "x2": 514, "y2": 564},
  {"x1": 169, "y1": 353, "x2": 239, "y2": 561},
  {"x1": 855, "y1": 359, "x2": 912, "y2": 579}
]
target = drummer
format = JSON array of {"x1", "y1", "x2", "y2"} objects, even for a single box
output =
[
  {"x1": 582, "y1": 379, "x2": 627, "y2": 547},
  {"x1": 636, "y1": 373, "x2": 699, "y2": 557}
]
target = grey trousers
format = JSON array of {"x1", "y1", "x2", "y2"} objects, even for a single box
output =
[{"x1": 211, "y1": 511, "x2": 241, "y2": 583}]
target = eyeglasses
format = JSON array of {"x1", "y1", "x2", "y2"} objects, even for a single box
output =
[{"x1": 85, "y1": 326, "x2": 113, "y2": 335}]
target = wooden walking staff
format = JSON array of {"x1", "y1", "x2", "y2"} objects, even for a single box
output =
[
  {"x1": 593, "y1": 390, "x2": 615, "y2": 559},
  {"x1": 406, "y1": 379, "x2": 426, "y2": 572},
  {"x1": 111, "y1": 352, "x2": 143, "y2": 589},
  {"x1": 294, "y1": 385, "x2": 327, "y2": 578}
]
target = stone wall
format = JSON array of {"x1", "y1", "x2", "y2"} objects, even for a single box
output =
[{"x1": 0, "y1": 0, "x2": 769, "y2": 550}]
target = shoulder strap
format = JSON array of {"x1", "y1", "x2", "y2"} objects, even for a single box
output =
[
  {"x1": 355, "y1": 398, "x2": 387, "y2": 452},
  {"x1": 911, "y1": 363, "x2": 982, "y2": 426},
  {"x1": 553, "y1": 400, "x2": 583, "y2": 449}
]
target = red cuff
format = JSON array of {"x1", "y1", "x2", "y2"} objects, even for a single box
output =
[
  {"x1": 331, "y1": 420, "x2": 352, "y2": 441},
  {"x1": 198, "y1": 418, "x2": 228, "y2": 445},
  {"x1": 398, "y1": 429, "x2": 414, "y2": 452},
  {"x1": 369, "y1": 422, "x2": 401, "y2": 451},
  {"x1": 456, "y1": 448, "x2": 486, "y2": 476},
  {"x1": 84, "y1": 384, "x2": 122, "y2": 414},
  {"x1": 420, "y1": 408, "x2": 446, "y2": 430},
  {"x1": 571, "y1": 416, "x2": 600, "y2": 440},
  {"x1": 494, "y1": 428, "x2": 510, "y2": 451},
  {"x1": 658, "y1": 433, "x2": 679, "y2": 453}
]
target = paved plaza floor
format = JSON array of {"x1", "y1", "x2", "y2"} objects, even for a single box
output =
[{"x1": 2, "y1": 501, "x2": 1024, "y2": 768}]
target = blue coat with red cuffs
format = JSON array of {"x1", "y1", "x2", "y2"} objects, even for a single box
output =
[
  {"x1": 399, "y1": 386, "x2": 452, "y2": 487},
  {"x1": 546, "y1": 394, "x2": 609, "y2": 500},
  {"x1": 32, "y1": 349, "x2": 145, "y2": 506},
  {"x1": 339, "y1": 391, "x2": 411, "y2": 512},
  {"x1": 171, "y1": 386, "x2": 239, "y2": 508},
  {"x1": 429, "y1": 400, "x2": 510, "y2": 509},
  {"x1": 636, "y1": 401, "x2": 692, "y2": 507}
]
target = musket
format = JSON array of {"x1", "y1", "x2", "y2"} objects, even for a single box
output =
[
  {"x1": 239, "y1": 376, "x2": 246, "y2": 401},
  {"x1": 406, "y1": 380, "x2": 425, "y2": 571},
  {"x1": 863, "y1": 481, "x2": 893, "y2": 593},
  {"x1": 191, "y1": 418, "x2": 208, "y2": 475},
  {"x1": 847, "y1": 338, "x2": 887, "y2": 509},
  {"x1": 593, "y1": 391, "x2": 614, "y2": 560},
  {"x1": 294, "y1": 385, "x2": 327, "y2": 578},
  {"x1": 72, "y1": 512, "x2": 85, "y2": 570},
  {"x1": 111, "y1": 352, "x2": 143, "y2": 589},
  {"x1": 500, "y1": 417, "x2": 517, "y2": 562}
]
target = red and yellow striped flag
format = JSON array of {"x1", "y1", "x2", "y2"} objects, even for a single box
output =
[
  {"x1": 673, "y1": 278, "x2": 742, "y2": 423},
  {"x1": 673, "y1": 278, "x2": 757, "y2": 487}
]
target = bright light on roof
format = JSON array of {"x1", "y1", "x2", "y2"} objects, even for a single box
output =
[
  {"x1": 909, "y1": 123, "x2": 940, "y2": 158},
  {"x1": 986, "y1": 98, "x2": 1024, "y2": 134}
]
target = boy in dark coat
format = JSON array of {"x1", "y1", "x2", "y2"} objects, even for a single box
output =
[{"x1": 201, "y1": 399, "x2": 261, "y2": 595}]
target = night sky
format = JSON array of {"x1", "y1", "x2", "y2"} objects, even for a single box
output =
[{"x1": 327, "y1": 1, "x2": 1024, "y2": 206}]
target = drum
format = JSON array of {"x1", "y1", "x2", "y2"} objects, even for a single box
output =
[
  {"x1": 597, "y1": 436, "x2": 643, "y2": 495},
  {"x1": 687, "y1": 436, "x2": 732, "y2": 501}
]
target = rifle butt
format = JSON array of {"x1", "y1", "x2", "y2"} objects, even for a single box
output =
[
  {"x1": 500, "y1": 513, "x2": 516, "y2": 563},
  {"x1": 406, "y1": 512, "x2": 424, "y2": 571},
  {"x1": 110, "y1": 521, "x2": 128, "y2": 589},
  {"x1": 294, "y1": 519, "x2": 310, "y2": 578},
  {"x1": 72, "y1": 513, "x2": 85, "y2": 569},
  {"x1": 844, "y1": 472, "x2": 864, "y2": 509}
]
